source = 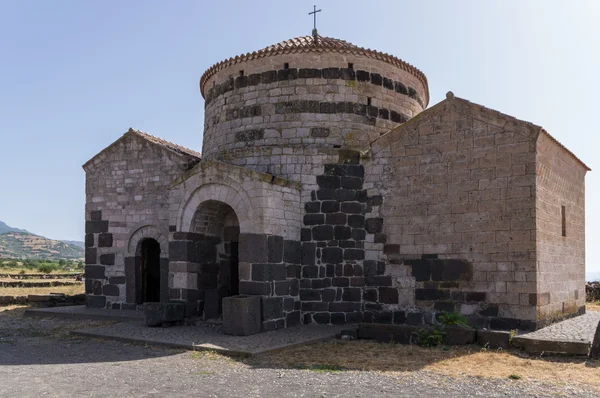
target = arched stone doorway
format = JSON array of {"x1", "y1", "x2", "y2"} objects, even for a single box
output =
[
  {"x1": 140, "y1": 238, "x2": 161, "y2": 303},
  {"x1": 191, "y1": 200, "x2": 240, "y2": 318}
]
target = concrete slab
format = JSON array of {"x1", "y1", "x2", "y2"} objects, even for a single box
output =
[
  {"x1": 512, "y1": 311, "x2": 600, "y2": 355},
  {"x1": 24, "y1": 305, "x2": 144, "y2": 322},
  {"x1": 72, "y1": 321, "x2": 347, "y2": 357}
]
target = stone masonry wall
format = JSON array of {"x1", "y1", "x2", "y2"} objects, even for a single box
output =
[
  {"x1": 535, "y1": 132, "x2": 587, "y2": 325},
  {"x1": 365, "y1": 97, "x2": 541, "y2": 330},
  {"x1": 83, "y1": 133, "x2": 199, "y2": 309},
  {"x1": 201, "y1": 52, "x2": 426, "y2": 181}
]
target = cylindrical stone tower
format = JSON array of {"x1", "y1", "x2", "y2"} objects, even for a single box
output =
[{"x1": 200, "y1": 34, "x2": 428, "y2": 179}]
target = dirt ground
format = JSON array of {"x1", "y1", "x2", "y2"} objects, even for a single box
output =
[{"x1": 1, "y1": 306, "x2": 599, "y2": 398}]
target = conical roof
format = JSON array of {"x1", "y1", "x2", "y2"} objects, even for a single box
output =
[{"x1": 200, "y1": 34, "x2": 429, "y2": 105}]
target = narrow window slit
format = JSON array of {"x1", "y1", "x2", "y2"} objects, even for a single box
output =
[
  {"x1": 561, "y1": 205, "x2": 567, "y2": 237},
  {"x1": 348, "y1": 63, "x2": 354, "y2": 69},
  {"x1": 367, "y1": 97, "x2": 372, "y2": 106},
  {"x1": 239, "y1": 70, "x2": 244, "y2": 76},
  {"x1": 284, "y1": 63, "x2": 289, "y2": 69}
]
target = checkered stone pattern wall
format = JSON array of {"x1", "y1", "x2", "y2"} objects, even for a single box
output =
[
  {"x1": 364, "y1": 98, "x2": 542, "y2": 330},
  {"x1": 83, "y1": 134, "x2": 195, "y2": 309},
  {"x1": 536, "y1": 132, "x2": 587, "y2": 326},
  {"x1": 200, "y1": 52, "x2": 427, "y2": 181}
]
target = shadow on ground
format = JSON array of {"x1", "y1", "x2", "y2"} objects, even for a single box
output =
[{"x1": 0, "y1": 306, "x2": 183, "y2": 365}]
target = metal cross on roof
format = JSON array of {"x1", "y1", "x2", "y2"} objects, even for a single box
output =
[{"x1": 309, "y1": 5, "x2": 322, "y2": 37}]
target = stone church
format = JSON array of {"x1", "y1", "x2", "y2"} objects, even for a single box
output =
[{"x1": 83, "y1": 32, "x2": 589, "y2": 332}]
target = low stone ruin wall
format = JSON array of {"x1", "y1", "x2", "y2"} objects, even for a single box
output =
[
  {"x1": 0, "y1": 273, "x2": 83, "y2": 280},
  {"x1": 0, "y1": 281, "x2": 81, "y2": 288},
  {"x1": 0, "y1": 293, "x2": 86, "y2": 307},
  {"x1": 587, "y1": 282, "x2": 600, "y2": 302}
]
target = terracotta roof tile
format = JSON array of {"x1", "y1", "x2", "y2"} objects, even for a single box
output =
[
  {"x1": 200, "y1": 34, "x2": 429, "y2": 105},
  {"x1": 129, "y1": 128, "x2": 202, "y2": 159}
]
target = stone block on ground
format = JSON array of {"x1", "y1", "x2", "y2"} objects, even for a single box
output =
[
  {"x1": 443, "y1": 326, "x2": 476, "y2": 345},
  {"x1": 222, "y1": 295, "x2": 262, "y2": 336},
  {"x1": 144, "y1": 302, "x2": 186, "y2": 327},
  {"x1": 588, "y1": 320, "x2": 600, "y2": 359},
  {"x1": 477, "y1": 329, "x2": 511, "y2": 349}
]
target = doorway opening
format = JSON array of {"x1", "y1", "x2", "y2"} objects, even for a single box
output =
[{"x1": 141, "y1": 238, "x2": 161, "y2": 303}]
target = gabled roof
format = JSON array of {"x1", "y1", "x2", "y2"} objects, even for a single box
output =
[
  {"x1": 82, "y1": 128, "x2": 201, "y2": 171},
  {"x1": 199, "y1": 34, "x2": 429, "y2": 105},
  {"x1": 370, "y1": 93, "x2": 590, "y2": 171}
]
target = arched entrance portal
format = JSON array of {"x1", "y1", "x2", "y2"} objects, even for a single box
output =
[
  {"x1": 191, "y1": 200, "x2": 240, "y2": 318},
  {"x1": 141, "y1": 238, "x2": 161, "y2": 303}
]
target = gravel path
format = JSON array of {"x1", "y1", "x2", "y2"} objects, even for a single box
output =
[{"x1": 1, "y1": 310, "x2": 599, "y2": 397}]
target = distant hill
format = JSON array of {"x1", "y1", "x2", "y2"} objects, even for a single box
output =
[
  {"x1": 0, "y1": 221, "x2": 29, "y2": 235},
  {"x1": 61, "y1": 240, "x2": 85, "y2": 249},
  {"x1": 0, "y1": 232, "x2": 84, "y2": 260}
]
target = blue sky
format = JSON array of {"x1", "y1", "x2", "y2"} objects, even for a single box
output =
[{"x1": 0, "y1": 1, "x2": 598, "y2": 272}]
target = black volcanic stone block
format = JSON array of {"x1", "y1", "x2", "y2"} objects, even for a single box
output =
[
  {"x1": 344, "y1": 249, "x2": 364, "y2": 261},
  {"x1": 332, "y1": 277, "x2": 349, "y2": 287},
  {"x1": 277, "y1": 68, "x2": 298, "y2": 80},
  {"x1": 301, "y1": 228, "x2": 311, "y2": 242},
  {"x1": 286, "y1": 311, "x2": 301, "y2": 327},
  {"x1": 304, "y1": 201, "x2": 320, "y2": 213},
  {"x1": 99, "y1": 253, "x2": 115, "y2": 266},
  {"x1": 239, "y1": 281, "x2": 270, "y2": 295},
  {"x1": 363, "y1": 260, "x2": 377, "y2": 276},
  {"x1": 252, "y1": 263, "x2": 286, "y2": 281},
  {"x1": 379, "y1": 287, "x2": 399, "y2": 304},
  {"x1": 370, "y1": 73, "x2": 383, "y2": 85},
  {"x1": 90, "y1": 210, "x2": 102, "y2": 221},
  {"x1": 299, "y1": 289, "x2": 321, "y2": 301},
  {"x1": 316, "y1": 189, "x2": 336, "y2": 200},
  {"x1": 356, "y1": 70, "x2": 370, "y2": 82},
  {"x1": 302, "y1": 265, "x2": 319, "y2": 278},
  {"x1": 85, "y1": 248, "x2": 97, "y2": 265},
  {"x1": 406, "y1": 312, "x2": 424, "y2": 325},
  {"x1": 313, "y1": 313, "x2": 331, "y2": 324},
  {"x1": 85, "y1": 233, "x2": 94, "y2": 248},
  {"x1": 348, "y1": 215, "x2": 365, "y2": 229},
  {"x1": 98, "y1": 233, "x2": 113, "y2": 248},
  {"x1": 298, "y1": 68, "x2": 321, "y2": 78},
  {"x1": 363, "y1": 288, "x2": 377, "y2": 302},
  {"x1": 342, "y1": 288, "x2": 361, "y2": 302},
  {"x1": 329, "y1": 302, "x2": 361, "y2": 312},
  {"x1": 275, "y1": 280, "x2": 291, "y2": 296},
  {"x1": 340, "y1": 68, "x2": 355, "y2": 80},
  {"x1": 261, "y1": 70, "x2": 277, "y2": 84},
  {"x1": 317, "y1": 175, "x2": 340, "y2": 189},
  {"x1": 87, "y1": 295, "x2": 106, "y2": 308},
  {"x1": 239, "y1": 233, "x2": 268, "y2": 263},
  {"x1": 434, "y1": 301, "x2": 455, "y2": 312},
  {"x1": 465, "y1": 292, "x2": 486, "y2": 302},
  {"x1": 351, "y1": 229, "x2": 366, "y2": 241},
  {"x1": 85, "y1": 220, "x2": 108, "y2": 234},
  {"x1": 313, "y1": 225, "x2": 333, "y2": 241},
  {"x1": 102, "y1": 284, "x2": 119, "y2": 297},
  {"x1": 479, "y1": 305, "x2": 499, "y2": 317},
  {"x1": 325, "y1": 164, "x2": 346, "y2": 176},
  {"x1": 415, "y1": 288, "x2": 450, "y2": 301},
  {"x1": 341, "y1": 177, "x2": 363, "y2": 190},
  {"x1": 302, "y1": 302, "x2": 329, "y2": 312},
  {"x1": 321, "y1": 288, "x2": 336, "y2": 302},
  {"x1": 394, "y1": 311, "x2": 406, "y2": 324},
  {"x1": 322, "y1": 67, "x2": 341, "y2": 79},
  {"x1": 267, "y1": 235, "x2": 284, "y2": 263},
  {"x1": 410, "y1": 260, "x2": 431, "y2": 281},
  {"x1": 365, "y1": 276, "x2": 392, "y2": 286},
  {"x1": 283, "y1": 240, "x2": 302, "y2": 264},
  {"x1": 322, "y1": 247, "x2": 343, "y2": 264},
  {"x1": 395, "y1": 81, "x2": 408, "y2": 94},
  {"x1": 321, "y1": 200, "x2": 340, "y2": 213},
  {"x1": 365, "y1": 218, "x2": 383, "y2": 234},
  {"x1": 304, "y1": 214, "x2": 324, "y2": 225},
  {"x1": 334, "y1": 226, "x2": 352, "y2": 240},
  {"x1": 336, "y1": 189, "x2": 355, "y2": 202},
  {"x1": 301, "y1": 242, "x2": 316, "y2": 266},
  {"x1": 341, "y1": 202, "x2": 362, "y2": 214},
  {"x1": 262, "y1": 297, "x2": 283, "y2": 321},
  {"x1": 326, "y1": 213, "x2": 346, "y2": 225},
  {"x1": 85, "y1": 265, "x2": 105, "y2": 279}
]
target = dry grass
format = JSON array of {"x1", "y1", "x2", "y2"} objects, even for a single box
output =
[
  {"x1": 587, "y1": 302, "x2": 600, "y2": 312},
  {"x1": 263, "y1": 340, "x2": 600, "y2": 387},
  {"x1": 0, "y1": 267, "x2": 79, "y2": 275},
  {"x1": 0, "y1": 284, "x2": 84, "y2": 296},
  {"x1": 0, "y1": 278, "x2": 77, "y2": 283}
]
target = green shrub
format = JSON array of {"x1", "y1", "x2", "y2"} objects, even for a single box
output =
[
  {"x1": 438, "y1": 312, "x2": 469, "y2": 327},
  {"x1": 38, "y1": 264, "x2": 57, "y2": 274},
  {"x1": 414, "y1": 328, "x2": 445, "y2": 347}
]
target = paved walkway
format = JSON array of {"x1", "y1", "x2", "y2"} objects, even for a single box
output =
[
  {"x1": 513, "y1": 312, "x2": 600, "y2": 355},
  {"x1": 25, "y1": 305, "x2": 144, "y2": 321},
  {"x1": 73, "y1": 321, "x2": 347, "y2": 356}
]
